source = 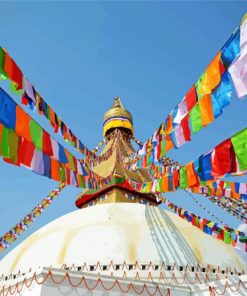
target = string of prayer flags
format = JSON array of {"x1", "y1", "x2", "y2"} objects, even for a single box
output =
[
  {"x1": 0, "y1": 87, "x2": 109, "y2": 189},
  {"x1": 200, "y1": 180, "x2": 247, "y2": 204},
  {"x1": 135, "y1": 18, "x2": 244, "y2": 162},
  {"x1": 160, "y1": 194, "x2": 246, "y2": 251},
  {"x1": 188, "y1": 187, "x2": 247, "y2": 223},
  {"x1": 0, "y1": 46, "x2": 98, "y2": 162},
  {"x1": 185, "y1": 189, "x2": 226, "y2": 225},
  {"x1": 0, "y1": 183, "x2": 66, "y2": 252},
  {"x1": 134, "y1": 127, "x2": 247, "y2": 194}
]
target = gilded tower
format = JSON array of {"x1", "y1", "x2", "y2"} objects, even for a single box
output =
[{"x1": 76, "y1": 98, "x2": 158, "y2": 208}]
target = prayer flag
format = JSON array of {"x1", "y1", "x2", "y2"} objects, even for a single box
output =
[
  {"x1": 51, "y1": 159, "x2": 60, "y2": 181},
  {"x1": 165, "y1": 115, "x2": 173, "y2": 134},
  {"x1": 189, "y1": 104, "x2": 202, "y2": 133},
  {"x1": 186, "y1": 162, "x2": 199, "y2": 187},
  {"x1": 31, "y1": 149, "x2": 44, "y2": 175},
  {"x1": 231, "y1": 128, "x2": 247, "y2": 171},
  {"x1": 199, "y1": 94, "x2": 214, "y2": 127},
  {"x1": 165, "y1": 133, "x2": 174, "y2": 152},
  {"x1": 0, "y1": 48, "x2": 7, "y2": 77},
  {"x1": 15, "y1": 105, "x2": 32, "y2": 142},
  {"x1": 224, "y1": 231, "x2": 231, "y2": 244},
  {"x1": 1, "y1": 126, "x2": 10, "y2": 158},
  {"x1": 18, "y1": 138, "x2": 35, "y2": 168},
  {"x1": 179, "y1": 166, "x2": 188, "y2": 189},
  {"x1": 3, "y1": 52, "x2": 23, "y2": 90},
  {"x1": 6, "y1": 129, "x2": 20, "y2": 164},
  {"x1": 173, "y1": 124, "x2": 186, "y2": 147},
  {"x1": 181, "y1": 114, "x2": 191, "y2": 141},
  {"x1": 229, "y1": 50, "x2": 247, "y2": 98},
  {"x1": 203, "y1": 52, "x2": 223, "y2": 92},
  {"x1": 0, "y1": 88, "x2": 16, "y2": 129},
  {"x1": 211, "y1": 139, "x2": 232, "y2": 177},
  {"x1": 185, "y1": 86, "x2": 197, "y2": 112},
  {"x1": 221, "y1": 28, "x2": 240, "y2": 67},
  {"x1": 29, "y1": 119, "x2": 43, "y2": 151},
  {"x1": 211, "y1": 72, "x2": 232, "y2": 111},
  {"x1": 173, "y1": 97, "x2": 188, "y2": 124},
  {"x1": 198, "y1": 152, "x2": 213, "y2": 181},
  {"x1": 42, "y1": 130, "x2": 53, "y2": 157}
]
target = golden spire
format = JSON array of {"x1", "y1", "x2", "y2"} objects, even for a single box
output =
[{"x1": 103, "y1": 97, "x2": 134, "y2": 137}]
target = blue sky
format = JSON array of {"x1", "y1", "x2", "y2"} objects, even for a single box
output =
[{"x1": 0, "y1": 1, "x2": 247, "y2": 260}]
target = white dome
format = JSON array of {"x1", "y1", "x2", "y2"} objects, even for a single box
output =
[{"x1": 0, "y1": 203, "x2": 246, "y2": 274}]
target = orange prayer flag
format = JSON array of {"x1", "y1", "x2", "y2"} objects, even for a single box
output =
[
  {"x1": 51, "y1": 159, "x2": 60, "y2": 181},
  {"x1": 165, "y1": 115, "x2": 173, "y2": 134},
  {"x1": 161, "y1": 175, "x2": 169, "y2": 192},
  {"x1": 64, "y1": 149, "x2": 71, "y2": 170},
  {"x1": 203, "y1": 52, "x2": 222, "y2": 93},
  {"x1": 192, "y1": 187, "x2": 200, "y2": 194},
  {"x1": 186, "y1": 162, "x2": 199, "y2": 187},
  {"x1": 49, "y1": 107, "x2": 56, "y2": 128},
  {"x1": 3, "y1": 51, "x2": 23, "y2": 89},
  {"x1": 15, "y1": 105, "x2": 32, "y2": 142},
  {"x1": 165, "y1": 133, "x2": 174, "y2": 152},
  {"x1": 199, "y1": 94, "x2": 214, "y2": 127},
  {"x1": 215, "y1": 188, "x2": 222, "y2": 197}
]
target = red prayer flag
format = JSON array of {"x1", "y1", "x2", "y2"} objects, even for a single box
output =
[
  {"x1": 185, "y1": 86, "x2": 197, "y2": 112},
  {"x1": 173, "y1": 169, "x2": 179, "y2": 188},
  {"x1": 3, "y1": 52, "x2": 23, "y2": 90},
  {"x1": 18, "y1": 138, "x2": 35, "y2": 167},
  {"x1": 42, "y1": 130, "x2": 53, "y2": 157},
  {"x1": 211, "y1": 139, "x2": 232, "y2": 177},
  {"x1": 65, "y1": 167, "x2": 71, "y2": 185},
  {"x1": 181, "y1": 114, "x2": 191, "y2": 141}
]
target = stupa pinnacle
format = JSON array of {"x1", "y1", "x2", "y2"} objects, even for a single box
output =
[{"x1": 103, "y1": 97, "x2": 134, "y2": 137}]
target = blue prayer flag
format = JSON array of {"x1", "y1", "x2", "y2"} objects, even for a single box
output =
[
  {"x1": 0, "y1": 87, "x2": 16, "y2": 129},
  {"x1": 198, "y1": 152, "x2": 213, "y2": 181},
  {"x1": 212, "y1": 72, "x2": 232, "y2": 112},
  {"x1": 58, "y1": 144, "x2": 68, "y2": 164},
  {"x1": 43, "y1": 154, "x2": 51, "y2": 178},
  {"x1": 221, "y1": 27, "x2": 240, "y2": 67}
]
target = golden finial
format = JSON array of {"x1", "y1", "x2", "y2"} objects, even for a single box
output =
[{"x1": 103, "y1": 97, "x2": 134, "y2": 137}]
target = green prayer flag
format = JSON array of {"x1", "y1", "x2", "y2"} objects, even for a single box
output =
[
  {"x1": 156, "y1": 178, "x2": 162, "y2": 192},
  {"x1": 231, "y1": 128, "x2": 247, "y2": 171},
  {"x1": 68, "y1": 153, "x2": 75, "y2": 172},
  {"x1": 224, "y1": 231, "x2": 231, "y2": 244},
  {"x1": 9, "y1": 81, "x2": 22, "y2": 95},
  {"x1": 189, "y1": 104, "x2": 203, "y2": 134},
  {"x1": 160, "y1": 138, "x2": 166, "y2": 158},
  {"x1": 59, "y1": 165, "x2": 66, "y2": 182},
  {"x1": 195, "y1": 73, "x2": 205, "y2": 100},
  {"x1": 1, "y1": 127, "x2": 10, "y2": 158},
  {"x1": 46, "y1": 105, "x2": 51, "y2": 121},
  {"x1": 179, "y1": 166, "x2": 188, "y2": 189},
  {"x1": 0, "y1": 48, "x2": 7, "y2": 77},
  {"x1": 195, "y1": 217, "x2": 199, "y2": 227},
  {"x1": 79, "y1": 175, "x2": 86, "y2": 188},
  {"x1": 8, "y1": 129, "x2": 20, "y2": 163},
  {"x1": 30, "y1": 120, "x2": 43, "y2": 151}
]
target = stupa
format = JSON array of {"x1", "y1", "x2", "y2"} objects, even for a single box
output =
[{"x1": 0, "y1": 98, "x2": 246, "y2": 295}]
